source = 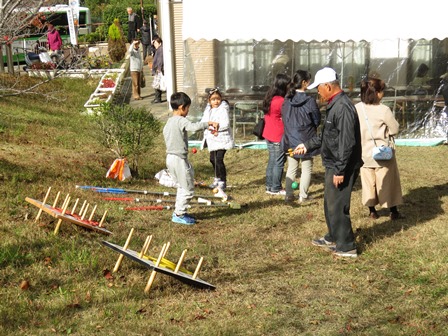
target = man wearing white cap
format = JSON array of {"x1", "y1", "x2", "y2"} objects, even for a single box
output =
[{"x1": 294, "y1": 67, "x2": 362, "y2": 258}]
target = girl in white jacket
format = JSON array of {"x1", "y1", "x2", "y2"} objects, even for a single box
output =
[{"x1": 200, "y1": 89, "x2": 234, "y2": 190}]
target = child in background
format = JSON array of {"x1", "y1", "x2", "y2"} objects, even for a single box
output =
[
  {"x1": 282, "y1": 70, "x2": 321, "y2": 203},
  {"x1": 262, "y1": 73, "x2": 291, "y2": 195},
  {"x1": 200, "y1": 88, "x2": 234, "y2": 197},
  {"x1": 163, "y1": 92, "x2": 219, "y2": 225}
]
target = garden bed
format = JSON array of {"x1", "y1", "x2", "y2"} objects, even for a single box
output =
[{"x1": 83, "y1": 69, "x2": 125, "y2": 113}]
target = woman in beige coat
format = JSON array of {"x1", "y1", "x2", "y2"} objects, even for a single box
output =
[{"x1": 355, "y1": 77, "x2": 403, "y2": 220}]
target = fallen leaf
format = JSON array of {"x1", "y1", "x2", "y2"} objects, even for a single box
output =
[
  {"x1": 103, "y1": 269, "x2": 114, "y2": 280},
  {"x1": 20, "y1": 280, "x2": 30, "y2": 290}
]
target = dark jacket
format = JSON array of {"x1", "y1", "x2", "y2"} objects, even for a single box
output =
[
  {"x1": 152, "y1": 45, "x2": 164, "y2": 75},
  {"x1": 305, "y1": 91, "x2": 362, "y2": 175},
  {"x1": 140, "y1": 25, "x2": 152, "y2": 45},
  {"x1": 282, "y1": 91, "x2": 321, "y2": 159}
]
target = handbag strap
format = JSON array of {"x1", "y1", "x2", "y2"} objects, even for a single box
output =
[{"x1": 360, "y1": 103, "x2": 389, "y2": 147}]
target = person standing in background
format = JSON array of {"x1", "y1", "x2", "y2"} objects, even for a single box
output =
[
  {"x1": 46, "y1": 23, "x2": 62, "y2": 63},
  {"x1": 140, "y1": 20, "x2": 152, "y2": 62},
  {"x1": 152, "y1": 37, "x2": 164, "y2": 103},
  {"x1": 282, "y1": 70, "x2": 321, "y2": 203},
  {"x1": 129, "y1": 39, "x2": 143, "y2": 100},
  {"x1": 262, "y1": 73, "x2": 291, "y2": 196},
  {"x1": 126, "y1": 7, "x2": 141, "y2": 44},
  {"x1": 355, "y1": 77, "x2": 403, "y2": 220},
  {"x1": 294, "y1": 67, "x2": 362, "y2": 258}
]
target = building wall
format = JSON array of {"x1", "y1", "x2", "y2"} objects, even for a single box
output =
[
  {"x1": 185, "y1": 39, "x2": 216, "y2": 95},
  {"x1": 171, "y1": 1, "x2": 183, "y2": 92}
]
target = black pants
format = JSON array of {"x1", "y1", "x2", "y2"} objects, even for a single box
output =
[
  {"x1": 154, "y1": 89, "x2": 163, "y2": 102},
  {"x1": 142, "y1": 44, "x2": 151, "y2": 61},
  {"x1": 323, "y1": 167, "x2": 359, "y2": 252},
  {"x1": 210, "y1": 150, "x2": 227, "y2": 182}
]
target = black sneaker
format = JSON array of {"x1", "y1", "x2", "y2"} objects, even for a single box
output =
[{"x1": 311, "y1": 237, "x2": 336, "y2": 248}]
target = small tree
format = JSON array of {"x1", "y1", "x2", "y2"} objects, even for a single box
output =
[
  {"x1": 107, "y1": 18, "x2": 126, "y2": 63},
  {"x1": 93, "y1": 103, "x2": 161, "y2": 177}
]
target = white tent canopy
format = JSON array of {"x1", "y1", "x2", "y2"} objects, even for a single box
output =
[{"x1": 183, "y1": 0, "x2": 446, "y2": 42}]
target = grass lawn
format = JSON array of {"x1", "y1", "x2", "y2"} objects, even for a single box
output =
[{"x1": 1, "y1": 74, "x2": 448, "y2": 335}]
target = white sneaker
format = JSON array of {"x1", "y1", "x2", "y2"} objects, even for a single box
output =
[
  {"x1": 214, "y1": 188, "x2": 228, "y2": 201},
  {"x1": 267, "y1": 190, "x2": 286, "y2": 196}
]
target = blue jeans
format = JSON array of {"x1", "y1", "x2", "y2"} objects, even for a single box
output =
[{"x1": 265, "y1": 140, "x2": 285, "y2": 192}]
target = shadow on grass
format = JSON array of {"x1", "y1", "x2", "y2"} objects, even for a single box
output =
[{"x1": 356, "y1": 183, "x2": 448, "y2": 251}]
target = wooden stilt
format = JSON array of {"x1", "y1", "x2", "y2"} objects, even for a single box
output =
[
  {"x1": 52, "y1": 191, "x2": 61, "y2": 208},
  {"x1": 142, "y1": 235, "x2": 153, "y2": 256},
  {"x1": 192, "y1": 257, "x2": 204, "y2": 280},
  {"x1": 139, "y1": 235, "x2": 152, "y2": 258},
  {"x1": 81, "y1": 204, "x2": 90, "y2": 220},
  {"x1": 71, "y1": 198, "x2": 79, "y2": 214},
  {"x1": 174, "y1": 249, "x2": 187, "y2": 273},
  {"x1": 98, "y1": 210, "x2": 107, "y2": 227},
  {"x1": 144, "y1": 243, "x2": 169, "y2": 294},
  {"x1": 88, "y1": 204, "x2": 97, "y2": 221},
  {"x1": 35, "y1": 187, "x2": 51, "y2": 222},
  {"x1": 163, "y1": 242, "x2": 170, "y2": 257},
  {"x1": 113, "y1": 228, "x2": 134, "y2": 272},
  {"x1": 54, "y1": 196, "x2": 70, "y2": 235},
  {"x1": 61, "y1": 194, "x2": 70, "y2": 210},
  {"x1": 79, "y1": 200, "x2": 87, "y2": 216}
]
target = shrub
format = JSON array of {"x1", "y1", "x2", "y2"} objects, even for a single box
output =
[
  {"x1": 92, "y1": 103, "x2": 161, "y2": 177},
  {"x1": 107, "y1": 19, "x2": 127, "y2": 62}
]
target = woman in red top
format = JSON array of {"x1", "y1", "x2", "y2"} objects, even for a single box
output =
[{"x1": 262, "y1": 73, "x2": 291, "y2": 195}]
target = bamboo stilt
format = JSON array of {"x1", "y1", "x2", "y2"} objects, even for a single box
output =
[
  {"x1": 98, "y1": 210, "x2": 107, "y2": 227},
  {"x1": 174, "y1": 249, "x2": 187, "y2": 273},
  {"x1": 113, "y1": 228, "x2": 134, "y2": 272},
  {"x1": 35, "y1": 187, "x2": 51, "y2": 222},
  {"x1": 144, "y1": 243, "x2": 169, "y2": 294},
  {"x1": 54, "y1": 196, "x2": 70, "y2": 235},
  {"x1": 192, "y1": 257, "x2": 204, "y2": 279}
]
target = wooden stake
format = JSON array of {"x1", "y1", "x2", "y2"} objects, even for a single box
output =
[
  {"x1": 81, "y1": 203, "x2": 90, "y2": 220},
  {"x1": 61, "y1": 194, "x2": 70, "y2": 210},
  {"x1": 113, "y1": 228, "x2": 134, "y2": 272},
  {"x1": 35, "y1": 187, "x2": 51, "y2": 222},
  {"x1": 88, "y1": 204, "x2": 97, "y2": 221},
  {"x1": 142, "y1": 235, "x2": 153, "y2": 256},
  {"x1": 98, "y1": 210, "x2": 107, "y2": 227},
  {"x1": 54, "y1": 196, "x2": 70, "y2": 235},
  {"x1": 163, "y1": 242, "x2": 170, "y2": 257},
  {"x1": 79, "y1": 200, "x2": 87, "y2": 216},
  {"x1": 71, "y1": 198, "x2": 79, "y2": 215},
  {"x1": 174, "y1": 249, "x2": 187, "y2": 273},
  {"x1": 52, "y1": 191, "x2": 61, "y2": 208},
  {"x1": 192, "y1": 257, "x2": 204, "y2": 279},
  {"x1": 144, "y1": 243, "x2": 169, "y2": 294},
  {"x1": 139, "y1": 235, "x2": 152, "y2": 258}
]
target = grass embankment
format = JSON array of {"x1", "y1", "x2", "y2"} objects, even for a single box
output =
[{"x1": 0, "y1": 75, "x2": 447, "y2": 335}]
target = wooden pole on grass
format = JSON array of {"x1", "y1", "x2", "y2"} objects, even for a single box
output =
[
  {"x1": 35, "y1": 187, "x2": 51, "y2": 222},
  {"x1": 174, "y1": 249, "x2": 187, "y2": 273},
  {"x1": 144, "y1": 242, "x2": 169, "y2": 294},
  {"x1": 113, "y1": 228, "x2": 134, "y2": 272},
  {"x1": 54, "y1": 196, "x2": 70, "y2": 235},
  {"x1": 192, "y1": 257, "x2": 204, "y2": 280}
]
